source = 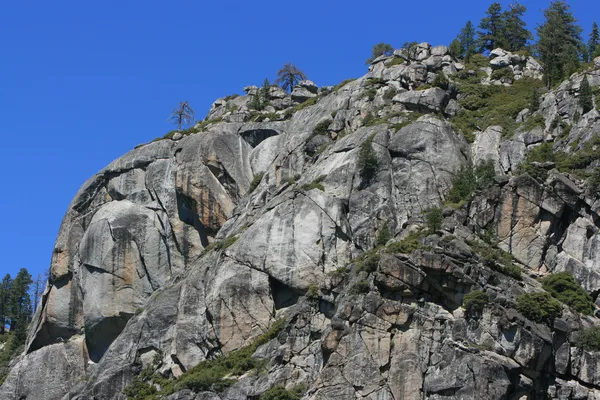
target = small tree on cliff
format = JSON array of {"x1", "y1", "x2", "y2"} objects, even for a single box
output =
[
  {"x1": 169, "y1": 101, "x2": 195, "y2": 131},
  {"x1": 366, "y1": 43, "x2": 394, "y2": 64},
  {"x1": 275, "y1": 63, "x2": 307, "y2": 93}
]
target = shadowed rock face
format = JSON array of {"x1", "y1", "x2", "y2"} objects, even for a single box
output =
[{"x1": 4, "y1": 45, "x2": 600, "y2": 400}]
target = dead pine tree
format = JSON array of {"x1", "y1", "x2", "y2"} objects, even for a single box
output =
[{"x1": 169, "y1": 101, "x2": 195, "y2": 131}]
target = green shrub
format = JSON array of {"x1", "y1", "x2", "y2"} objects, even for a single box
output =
[
  {"x1": 332, "y1": 78, "x2": 357, "y2": 92},
  {"x1": 0, "y1": 333, "x2": 25, "y2": 385},
  {"x1": 490, "y1": 67, "x2": 514, "y2": 82},
  {"x1": 204, "y1": 236, "x2": 239, "y2": 253},
  {"x1": 356, "y1": 253, "x2": 380, "y2": 273},
  {"x1": 123, "y1": 369, "x2": 158, "y2": 399},
  {"x1": 425, "y1": 207, "x2": 443, "y2": 233},
  {"x1": 447, "y1": 168, "x2": 477, "y2": 204},
  {"x1": 386, "y1": 231, "x2": 423, "y2": 254},
  {"x1": 361, "y1": 87, "x2": 377, "y2": 101},
  {"x1": 501, "y1": 264, "x2": 522, "y2": 280},
  {"x1": 170, "y1": 319, "x2": 285, "y2": 394},
  {"x1": 376, "y1": 221, "x2": 392, "y2": 246},
  {"x1": 260, "y1": 385, "x2": 306, "y2": 400},
  {"x1": 522, "y1": 114, "x2": 546, "y2": 131},
  {"x1": 248, "y1": 172, "x2": 265, "y2": 194},
  {"x1": 383, "y1": 88, "x2": 397, "y2": 100},
  {"x1": 574, "y1": 327, "x2": 600, "y2": 351},
  {"x1": 312, "y1": 120, "x2": 332, "y2": 136},
  {"x1": 518, "y1": 142, "x2": 556, "y2": 182},
  {"x1": 362, "y1": 113, "x2": 386, "y2": 127},
  {"x1": 350, "y1": 280, "x2": 370, "y2": 295},
  {"x1": 386, "y1": 57, "x2": 406, "y2": 67},
  {"x1": 451, "y1": 77, "x2": 544, "y2": 140},
  {"x1": 541, "y1": 272, "x2": 594, "y2": 315},
  {"x1": 432, "y1": 73, "x2": 450, "y2": 90},
  {"x1": 357, "y1": 135, "x2": 378, "y2": 182},
  {"x1": 463, "y1": 290, "x2": 488, "y2": 315},
  {"x1": 300, "y1": 175, "x2": 326, "y2": 192},
  {"x1": 306, "y1": 285, "x2": 319, "y2": 301},
  {"x1": 516, "y1": 292, "x2": 563, "y2": 323}
]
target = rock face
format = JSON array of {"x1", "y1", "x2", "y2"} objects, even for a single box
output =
[{"x1": 4, "y1": 44, "x2": 600, "y2": 400}]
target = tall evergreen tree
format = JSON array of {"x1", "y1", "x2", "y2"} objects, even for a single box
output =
[
  {"x1": 458, "y1": 21, "x2": 477, "y2": 59},
  {"x1": 8, "y1": 269, "x2": 32, "y2": 332},
  {"x1": 478, "y1": 2, "x2": 506, "y2": 52},
  {"x1": 589, "y1": 21, "x2": 600, "y2": 60},
  {"x1": 579, "y1": 75, "x2": 593, "y2": 114},
  {"x1": 449, "y1": 39, "x2": 462, "y2": 59},
  {"x1": 502, "y1": 2, "x2": 532, "y2": 52},
  {"x1": 536, "y1": 1, "x2": 583, "y2": 87},
  {"x1": 0, "y1": 275, "x2": 12, "y2": 334}
]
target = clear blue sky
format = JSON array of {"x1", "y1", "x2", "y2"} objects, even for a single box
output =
[{"x1": 0, "y1": 0, "x2": 598, "y2": 280}]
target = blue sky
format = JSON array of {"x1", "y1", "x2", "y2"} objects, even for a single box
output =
[{"x1": 0, "y1": 0, "x2": 598, "y2": 280}]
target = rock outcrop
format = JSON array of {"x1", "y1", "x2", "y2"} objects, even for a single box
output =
[{"x1": 3, "y1": 43, "x2": 600, "y2": 400}]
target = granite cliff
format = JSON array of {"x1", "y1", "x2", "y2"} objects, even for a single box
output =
[{"x1": 3, "y1": 44, "x2": 600, "y2": 399}]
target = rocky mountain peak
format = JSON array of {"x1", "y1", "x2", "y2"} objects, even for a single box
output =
[{"x1": 3, "y1": 40, "x2": 600, "y2": 400}]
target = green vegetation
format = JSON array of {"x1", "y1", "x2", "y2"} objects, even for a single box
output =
[
  {"x1": 446, "y1": 160, "x2": 495, "y2": 205},
  {"x1": 541, "y1": 272, "x2": 594, "y2": 315},
  {"x1": 248, "y1": 172, "x2": 265, "y2": 194},
  {"x1": 469, "y1": 239, "x2": 522, "y2": 280},
  {"x1": 362, "y1": 112, "x2": 386, "y2": 127},
  {"x1": 520, "y1": 136, "x2": 600, "y2": 183},
  {"x1": 579, "y1": 75, "x2": 593, "y2": 114},
  {"x1": 259, "y1": 385, "x2": 306, "y2": 400},
  {"x1": 361, "y1": 87, "x2": 378, "y2": 102},
  {"x1": 386, "y1": 57, "x2": 406, "y2": 67},
  {"x1": 0, "y1": 333, "x2": 25, "y2": 385},
  {"x1": 356, "y1": 252, "x2": 380, "y2": 274},
  {"x1": 516, "y1": 291, "x2": 563, "y2": 323},
  {"x1": 300, "y1": 175, "x2": 326, "y2": 192},
  {"x1": 522, "y1": 114, "x2": 545, "y2": 131},
  {"x1": 332, "y1": 78, "x2": 357, "y2": 92},
  {"x1": 203, "y1": 236, "x2": 239, "y2": 254},
  {"x1": 463, "y1": 290, "x2": 488, "y2": 315},
  {"x1": 432, "y1": 73, "x2": 450, "y2": 90},
  {"x1": 386, "y1": 230, "x2": 423, "y2": 254},
  {"x1": 357, "y1": 135, "x2": 378, "y2": 182},
  {"x1": 451, "y1": 77, "x2": 545, "y2": 141},
  {"x1": 312, "y1": 119, "x2": 332, "y2": 136},
  {"x1": 249, "y1": 78, "x2": 271, "y2": 111},
  {"x1": 536, "y1": 1, "x2": 583, "y2": 87},
  {"x1": 574, "y1": 327, "x2": 600, "y2": 351},
  {"x1": 490, "y1": 67, "x2": 514, "y2": 82},
  {"x1": 350, "y1": 280, "x2": 370, "y2": 295},
  {"x1": 450, "y1": 21, "x2": 477, "y2": 59},
  {"x1": 366, "y1": 42, "x2": 394, "y2": 64},
  {"x1": 124, "y1": 320, "x2": 286, "y2": 398},
  {"x1": 376, "y1": 221, "x2": 392, "y2": 247},
  {"x1": 383, "y1": 88, "x2": 397, "y2": 100},
  {"x1": 424, "y1": 207, "x2": 443, "y2": 233},
  {"x1": 589, "y1": 21, "x2": 600, "y2": 60}
]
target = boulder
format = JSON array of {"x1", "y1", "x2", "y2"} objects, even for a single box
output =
[{"x1": 393, "y1": 87, "x2": 449, "y2": 113}]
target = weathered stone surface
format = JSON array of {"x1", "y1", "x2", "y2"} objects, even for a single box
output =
[{"x1": 6, "y1": 43, "x2": 600, "y2": 400}]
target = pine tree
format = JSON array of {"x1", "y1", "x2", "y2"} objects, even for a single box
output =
[
  {"x1": 589, "y1": 21, "x2": 600, "y2": 60},
  {"x1": 502, "y1": 2, "x2": 532, "y2": 52},
  {"x1": 0, "y1": 275, "x2": 12, "y2": 335},
  {"x1": 31, "y1": 273, "x2": 46, "y2": 313},
  {"x1": 579, "y1": 75, "x2": 593, "y2": 114},
  {"x1": 8, "y1": 268, "x2": 32, "y2": 332},
  {"x1": 366, "y1": 43, "x2": 394, "y2": 64},
  {"x1": 449, "y1": 39, "x2": 462, "y2": 59},
  {"x1": 458, "y1": 21, "x2": 477, "y2": 59},
  {"x1": 536, "y1": 1, "x2": 583, "y2": 88},
  {"x1": 478, "y1": 2, "x2": 507, "y2": 52}
]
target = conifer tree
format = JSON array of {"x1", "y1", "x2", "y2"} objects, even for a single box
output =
[
  {"x1": 579, "y1": 75, "x2": 593, "y2": 114},
  {"x1": 0, "y1": 275, "x2": 12, "y2": 334},
  {"x1": 502, "y1": 2, "x2": 532, "y2": 52},
  {"x1": 366, "y1": 43, "x2": 394, "y2": 64},
  {"x1": 478, "y1": 3, "x2": 506, "y2": 52},
  {"x1": 589, "y1": 21, "x2": 600, "y2": 60},
  {"x1": 449, "y1": 39, "x2": 462, "y2": 59},
  {"x1": 8, "y1": 268, "x2": 32, "y2": 332},
  {"x1": 458, "y1": 21, "x2": 477, "y2": 59},
  {"x1": 536, "y1": 1, "x2": 583, "y2": 87}
]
